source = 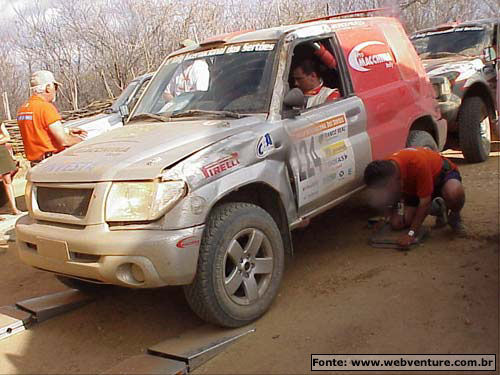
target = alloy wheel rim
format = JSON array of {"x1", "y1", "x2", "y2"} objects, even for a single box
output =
[{"x1": 223, "y1": 228, "x2": 274, "y2": 306}]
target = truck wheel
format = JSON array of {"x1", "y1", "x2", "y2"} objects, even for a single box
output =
[
  {"x1": 184, "y1": 202, "x2": 284, "y2": 327},
  {"x1": 55, "y1": 275, "x2": 110, "y2": 294},
  {"x1": 458, "y1": 97, "x2": 491, "y2": 163},
  {"x1": 406, "y1": 130, "x2": 438, "y2": 150}
]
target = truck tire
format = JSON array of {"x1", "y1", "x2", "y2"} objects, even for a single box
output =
[
  {"x1": 406, "y1": 130, "x2": 438, "y2": 150},
  {"x1": 55, "y1": 275, "x2": 111, "y2": 294},
  {"x1": 184, "y1": 202, "x2": 284, "y2": 328},
  {"x1": 458, "y1": 96, "x2": 491, "y2": 163}
]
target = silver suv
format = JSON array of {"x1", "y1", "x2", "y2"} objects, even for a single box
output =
[{"x1": 16, "y1": 14, "x2": 445, "y2": 327}]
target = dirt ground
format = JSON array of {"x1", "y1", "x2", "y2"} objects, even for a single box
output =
[{"x1": 0, "y1": 151, "x2": 498, "y2": 375}]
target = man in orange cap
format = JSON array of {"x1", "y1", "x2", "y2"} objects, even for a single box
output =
[{"x1": 17, "y1": 70, "x2": 87, "y2": 166}]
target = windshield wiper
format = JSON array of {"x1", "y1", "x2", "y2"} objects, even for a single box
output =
[
  {"x1": 128, "y1": 113, "x2": 172, "y2": 122},
  {"x1": 170, "y1": 109, "x2": 245, "y2": 119}
]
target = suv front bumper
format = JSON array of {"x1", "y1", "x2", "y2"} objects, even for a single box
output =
[{"x1": 15, "y1": 215, "x2": 204, "y2": 288}]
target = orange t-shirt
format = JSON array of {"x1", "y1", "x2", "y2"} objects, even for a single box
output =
[
  {"x1": 17, "y1": 95, "x2": 62, "y2": 161},
  {"x1": 388, "y1": 147, "x2": 456, "y2": 198}
]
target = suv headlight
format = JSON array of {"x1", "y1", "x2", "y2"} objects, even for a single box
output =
[{"x1": 105, "y1": 180, "x2": 186, "y2": 222}]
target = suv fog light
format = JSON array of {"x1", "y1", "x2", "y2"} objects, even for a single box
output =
[
  {"x1": 116, "y1": 263, "x2": 145, "y2": 285},
  {"x1": 131, "y1": 264, "x2": 145, "y2": 283}
]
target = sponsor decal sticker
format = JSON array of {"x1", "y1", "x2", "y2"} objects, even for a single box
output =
[
  {"x1": 41, "y1": 162, "x2": 95, "y2": 172},
  {"x1": 348, "y1": 41, "x2": 394, "y2": 72},
  {"x1": 322, "y1": 140, "x2": 347, "y2": 159},
  {"x1": 176, "y1": 236, "x2": 201, "y2": 249},
  {"x1": 256, "y1": 133, "x2": 274, "y2": 158},
  {"x1": 201, "y1": 152, "x2": 240, "y2": 178},
  {"x1": 293, "y1": 114, "x2": 347, "y2": 139}
]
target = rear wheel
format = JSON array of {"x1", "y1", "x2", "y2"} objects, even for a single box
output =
[
  {"x1": 458, "y1": 96, "x2": 491, "y2": 163},
  {"x1": 184, "y1": 202, "x2": 284, "y2": 327},
  {"x1": 406, "y1": 130, "x2": 438, "y2": 150}
]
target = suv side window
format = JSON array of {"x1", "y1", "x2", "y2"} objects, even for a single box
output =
[{"x1": 286, "y1": 37, "x2": 348, "y2": 110}]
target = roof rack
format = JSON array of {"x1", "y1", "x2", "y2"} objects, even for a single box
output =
[{"x1": 300, "y1": 7, "x2": 393, "y2": 24}]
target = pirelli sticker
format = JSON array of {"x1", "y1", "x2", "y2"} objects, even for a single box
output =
[
  {"x1": 201, "y1": 152, "x2": 240, "y2": 178},
  {"x1": 293, "y1": 114, "x2": 347, "y2": 140}
]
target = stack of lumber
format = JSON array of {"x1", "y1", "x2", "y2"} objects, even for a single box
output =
[{"x1": 60, "y1": 99, "x2": 114, "y2": 121}]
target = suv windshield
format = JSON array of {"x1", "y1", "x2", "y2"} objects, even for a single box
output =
[
  {"x1": 110, "y1": 80, "x2": 140, "y2": 112},
  {"x1": 132, "y1": 42, "x2": 277, "y2": 118},
  {"x1": 411, "y1": 26, "x2": 488, "y2": 58}
]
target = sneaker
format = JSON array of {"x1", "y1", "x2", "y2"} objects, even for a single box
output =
[
  {"x1": 449, "y1": 211, "x2": 466, "y2": 236},
  {"x1": 431, "y1": 197, "x2": 448, "y2": 227}
]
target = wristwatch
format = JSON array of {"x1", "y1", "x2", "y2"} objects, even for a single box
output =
[{"x1": 408, "y1": 230, "x2": 416, "y2": 237}]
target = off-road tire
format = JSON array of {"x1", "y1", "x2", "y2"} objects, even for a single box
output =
[
  {"x1": 406, "y1": 130, "x2": 438, "y2": 150},
  {"x1": 55, "y1": 275, "x2": 111, "y2": 295},
  {"x1": 458, "y1": 96, "x2": 490, "y2": 163},
  {"x1": 183, "y1": 202, "x2": 284, "y2": 328}
]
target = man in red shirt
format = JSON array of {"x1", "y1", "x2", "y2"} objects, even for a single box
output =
[
  {"x1": 292, "y1": 59, "x2": 341, "y2": 108},
  {"x1": 364, "y1": 147, "x2": 466, "y2": 248},
  {"x1": 17, "y1": 70, "x2": 86, "y2": 166}
]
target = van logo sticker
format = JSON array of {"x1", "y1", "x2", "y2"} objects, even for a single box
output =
[
  {"x1": 201, "y1": 153, "x2": 240, "y2": 178},
  {"x1": 348, "y1": 41, "x2": 394, "y2": 72},
  {"x1": 256, "y1": 133, "x2": 274, "y2": 158}
]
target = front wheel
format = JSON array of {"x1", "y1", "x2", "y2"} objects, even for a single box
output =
[
  {"x1": 184, "y1": 202, "x2": 284, "y2": 327},
  {"x1": 458, "y1": 96, "x2": 491, "y2": 163}
]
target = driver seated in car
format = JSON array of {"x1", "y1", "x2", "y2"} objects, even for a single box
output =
[{"x1": 291, "y1": 59, "x2": 340, "y2": 108}]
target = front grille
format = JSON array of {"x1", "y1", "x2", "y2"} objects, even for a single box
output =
[{"x1": 36, "y1": 187, "x2": 93, "y2": 217}]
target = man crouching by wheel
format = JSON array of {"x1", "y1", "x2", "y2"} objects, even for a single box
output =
[{"x1": 364, "y1": 147, "x2": 466, "y2": 248}]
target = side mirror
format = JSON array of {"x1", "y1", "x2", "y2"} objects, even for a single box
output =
[
  {"x1": 283, "y1": 88, "x2": 305, "y2": 118},
  {"x1": 119, "y1": 104, "x2": 129, "y2": 123},
  {"x1": 483, "y1": 47, "x2": 497, "y2": 63}
]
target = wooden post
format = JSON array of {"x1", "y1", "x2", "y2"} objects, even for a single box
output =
[{"x1": 2, "y1": 92, "x2": 11, "y2": 120}]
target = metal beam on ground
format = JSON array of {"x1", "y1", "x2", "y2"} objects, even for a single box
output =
[
  {"x1": 102, "y1": 354, "x2": 188, "y2": 375},
  {"x1": 148, "y1": 324, "x2": 256, "y2": 372},
  {"x1": 15, "y1": 289, "x2": 95, "y2": 322},
  {"x1": 0, "y1": 305, "x2": 33, "y2": 340}
]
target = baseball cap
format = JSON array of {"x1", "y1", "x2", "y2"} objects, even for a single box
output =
[{"x1": 30, "y1": 70, "x2": 62, "y2": 89}]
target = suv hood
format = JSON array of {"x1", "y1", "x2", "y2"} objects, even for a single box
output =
[
  {"x1": 30, "y1": 117, "x2": 261, "y2": 183},
  {"x1": 64, "y1": 112, "x2": 121, "y2": 140},
  {"x1": 421, "y1": 56, "x2": 484, "y2": 79}
]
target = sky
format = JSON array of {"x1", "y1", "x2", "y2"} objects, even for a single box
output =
[
  {"x1": 0, "y1": 0, "x2": 24, "y2": 19},
  {"x1": 0, "y1": 0, "x2": 51, "y2": 19}
]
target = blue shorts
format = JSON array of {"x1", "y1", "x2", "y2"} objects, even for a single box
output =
[{"x1": 404, "y1": 169, "x2": 462, "y2": 207}]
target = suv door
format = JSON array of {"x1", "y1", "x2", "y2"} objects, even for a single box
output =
[{"x1": 282, "y1": 35, "x2": 371, "y2": 216}]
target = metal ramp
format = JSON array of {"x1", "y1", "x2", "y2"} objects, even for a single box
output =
[
  {"x1": 104, "y1": 324, "x2": 256, "y2": 374},
  {"x1": 1, "y1": 287, "x2": 255, "y2": 374},
  {"x1": 0, "y1": 289, "x2": 95, "y2": 341}
]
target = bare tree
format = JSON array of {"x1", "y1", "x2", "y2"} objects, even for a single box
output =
[{"x1": 0, "y1": 0, "x2": 496, "y2": 120}]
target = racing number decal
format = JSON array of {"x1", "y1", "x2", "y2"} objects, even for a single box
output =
[
  {"x1": 297, "y1": 137, "x2": 321, "y2": 181},
  {"x1": 290, "y1": 113, "x2": 353, "y2": 207}
]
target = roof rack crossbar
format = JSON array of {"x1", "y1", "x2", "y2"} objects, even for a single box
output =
[{"x1": 300, "y1": 7, "x2": 394, "y2": 24}]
